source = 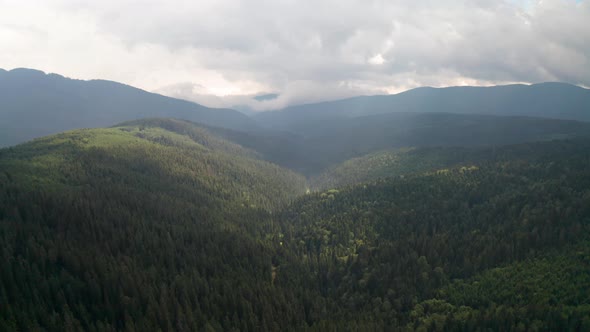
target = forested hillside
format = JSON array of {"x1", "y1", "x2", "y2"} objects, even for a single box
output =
[
  {"x1": 313, "y1": 139, "x2": 590, "y2": 189},
  {"x1": 3, "y1": 0, "x2": 590, "y2": 328},
  {"x1": 0, "y1": 118, "x2": 314, "y2": 331},
  {"x1": 213, "y1": 112, "x2": 590, "y2": 176},
  {"x1": 1, "y1": 121, "x2": 589, "y2": 330},
  {"x1": 277, "y1": 139, "x2": 590, "y2": 330},
  {"x1": 3, "y1": 69, "x2": 590, "y2": 179}
]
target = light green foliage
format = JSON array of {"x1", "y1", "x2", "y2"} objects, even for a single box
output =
[
  {"x1": 0, "y1": 118, "x2": 307, "y2": 211},
  {"x1": 443, "y1": 241, "x2": 590, "y2": 308},
  {"x1": 408, "y1": 241, "x2": 590, "y2": 330},
  {"x1": 277, "y1": 139, "x2": 590, "y2": 329},
  {"x1": 1, "y1": 129, "x2": 590, "y2": 331}
]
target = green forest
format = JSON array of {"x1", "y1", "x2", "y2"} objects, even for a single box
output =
[{"x1": 1, "y1": 118, "x2": 589, "y2": 331}]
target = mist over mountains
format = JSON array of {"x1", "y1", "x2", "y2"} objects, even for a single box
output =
[
  {"x1": 2, "y1": 68, "x2": 590, "y2": 330},
  {"x1": 2, "y1": 0, "x2": 590, "y2": 328},
  {"x1": 0, "y1": 68, "x2": 257, "y2": 147},
  {"x1": 2, "y1": 68, "x2": 589, "y2": 175},
  {"x1": 255, "y1": 82, "x2": 590, "y2": 134},
  {"x1": 2, "y1": 69, "x2": 589, "y2": 147}
]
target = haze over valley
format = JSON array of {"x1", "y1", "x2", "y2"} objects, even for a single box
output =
[{"x1": 1, "y1": 1, "x2": 590, "y2": 331}]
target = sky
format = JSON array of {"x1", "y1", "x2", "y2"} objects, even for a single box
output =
[{"x1": 0, "y1": 0, "x2": 588, "y2": 111}]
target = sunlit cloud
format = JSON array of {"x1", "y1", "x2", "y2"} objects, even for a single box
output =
[{"x1": 1, "y1": 0, "x2": 588, "y2": 111}]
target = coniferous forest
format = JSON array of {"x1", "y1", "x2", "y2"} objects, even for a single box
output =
[
  {"x1": 1, "y1": 114, "x2": 589, "y2": 331},
  {"x1": 3, "y1": 0, "x2": 590, "y2": 328}
]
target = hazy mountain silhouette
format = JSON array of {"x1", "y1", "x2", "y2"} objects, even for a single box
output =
[
  {"x1": 256, "y1": 83, "x2": 590, "y2": 135},
  {"x1": 2, "y1": 70, "x2": 590, "y2": 331},
  {"x1": 0, "y1": 68, "x2": 257, "y2": 147}
]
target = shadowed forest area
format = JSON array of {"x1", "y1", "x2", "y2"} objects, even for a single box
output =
[{"x1": 1, "y1": 117, "x2": 589, "y2": 331}]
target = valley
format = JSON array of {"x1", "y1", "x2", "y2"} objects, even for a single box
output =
[{"x1": 1, "y1": 70, "x2": 590, "y2": 331}]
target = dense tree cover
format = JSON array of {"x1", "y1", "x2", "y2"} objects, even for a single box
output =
[
  {"x1": 313, "y1": 147, "x2": 464, "y2": 189},
  {"x1": 427, "y1": 240, "x2": 590, "y2": 331},
  {"x1": 0, "y1": 119, "x2": 306, "y2": 211},
  {"x1": 275, "y1": 139, "x2": 590, "y2": 329},
  {"x1": 314, "y1": 139, "x2": 590, "y2": 189},
  {"x1": 0, "y1": 119, "x2": 315, "y2": 331},
  {"x1": 1, "y1": 122, "x2": 590, "y2": 331},
  {"x1": 220, "y1": 112, "x2": 590, "y2": 176}
]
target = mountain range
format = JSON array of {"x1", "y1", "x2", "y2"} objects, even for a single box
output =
[
  {"x1": 1, "y1": 69, "x2": 590, "y2": 330},
  {"x1": 255, "y1": 82, "x2": 590, "y2": 135},
  {"x1": 0, "y1": 68, "x2": 257, "y2": 147},
  {"x1": 2, "y1": 68, "x2": 590, "y2": 149},
  {"x1": 2, "y1": 68, "x2": 590, "y2": 175}
]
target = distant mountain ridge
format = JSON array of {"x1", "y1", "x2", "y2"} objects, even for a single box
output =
[
  {"x1": 256, "y1": 82, "x2": 590, "y2": 134},
  {"x1": 3, "y1": 67, "x2": 590, "y2": 166},
  {"x1": 208, "y1": 111, "x2": 590, "y2": 175},
  {"x1": 0, "y1": 68, "x2": 258, "y2": 147},
  {"x1": 2, "y1": 73, "x2": 590, "y2": 329}
]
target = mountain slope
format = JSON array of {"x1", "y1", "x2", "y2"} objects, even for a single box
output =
[
  {"x1": 0, "y1": 118, "x2": 312, "y2": 331},
  {"x1": 313, "y1": 138, "x2": 590, "y2": 189},
  {"x1": 1, "y1": 130, "x2": 589, "y2": 330},
  {"x1": 0, "y1": 118, "x2": 305, "y2": 211},
  {"x1": 256, "y1": 82, "x2": 590, "y2": 134},
  {"x1": 0, "y1": 68, "x2": 257, "y2": 147},
  {"x1": 243, "y1": 112, "x2": 590, "y2": 175},
  {"x1": 403, "y1": 239, "x2": 590, "y2": 330},
  {"x1": 276, "y1": 139, "x2": 590, "y2": 329}
]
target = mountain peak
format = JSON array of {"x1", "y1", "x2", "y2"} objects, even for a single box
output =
[
  {"x1": 0, "y1": 69, "x2": 258, "y2": 147},
  {"x1": 7, "y1": 67, "x2": 47, "y2": 76}
]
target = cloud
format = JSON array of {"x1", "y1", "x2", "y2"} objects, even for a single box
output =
[
  {"x1": 156, "y1": 79, "x2": 375, "y2": 112},
  {"x1": 0, "y1": 0, "x2": 588, "y2": 111},
  {"x1": 368, "y1": 54, "x2": 386, "y2": 66}
]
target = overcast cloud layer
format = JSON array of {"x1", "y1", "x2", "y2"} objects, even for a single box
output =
[{"x1": 0, "y1": 0, "x2": 588, "y2": 111}]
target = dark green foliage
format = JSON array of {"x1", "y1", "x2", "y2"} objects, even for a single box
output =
[
  {"x1": 215, "y1": 112, "x2": 590, "y2": 176},
  {"x1": 314, "y1": 139, "x2": 590, "y2": 189},
  {"x1": 250, "y1": 83, "x2": 590, "y2": 176},
  {"x1": 0, "y1": 118, "x2": 313, "y2": 331},
  {"x1": 3, "y1": 68, "x2": 590, "y2": 179},
  {"x1": 276, "y1": 139, "x2": 590, "y2": 329},
  {"x1": 1, "y1": 118, "x2": 306, "y2": 211},
  {"x1": 1, "y1": 119, "x2": 590, "y2": 330},
  {"x1": 409, "y1": 241, "x2": 590, "y2": 331}
]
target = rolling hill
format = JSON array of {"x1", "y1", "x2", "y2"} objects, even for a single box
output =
[
  {"x1": 1, "y1": 121, "x2": 590, "y2": 330},
  {"x1": 3, "y1": 69, "x2": 589, "y2": 178},
  {"x1": 2, "y1": 69, "x2": 590, "y2": 330},
  {"x1": 276, "y1": 138, "x2": 590, "y2": 329},
  {"x1": 0, "y1": 118, "x2": 312, "y2": 331},
  {"x1": 0, "y1": 118, "x2": 305, "y2": 211},
  {"x1": 313, "y1": 138, "x2": 590, "y2": 189},
  {"x1": 216, "y1": 112, "x2": 590, "y2": 175}
]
